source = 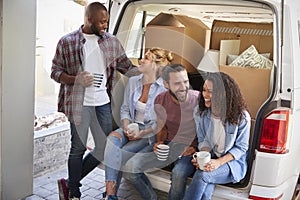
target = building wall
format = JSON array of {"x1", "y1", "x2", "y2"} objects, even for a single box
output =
[
  {"x1": 1, "y1": 0, "x2": 36, "y2": 198},
  {"x1": 34, "y1": 129, "x2": 70, "y2": 177}
]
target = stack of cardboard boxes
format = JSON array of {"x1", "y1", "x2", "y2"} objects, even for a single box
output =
[
  {"x1": 210, "y1": 20, "x2": 273, "y2": 59},
  {"x1": 145, "y1": 14, "x2": 273, "y2": 121},
  {"x1": 210, "y1": 20, "x2": 273, "y2": 119},
  {"x1": 145, "y1": 13, "x2": 211, "y2": 72}
]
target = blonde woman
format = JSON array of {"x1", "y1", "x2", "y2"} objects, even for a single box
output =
[{"x1": 102, "y1": 48, "x2": 173, "y2": 200}]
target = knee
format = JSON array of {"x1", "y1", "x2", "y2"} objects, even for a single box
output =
[
  {"x1": 106, "y1": 132, "x2": 122, "y2": 147},
  {"x1": 172, "y1": 167, "x2": 189, "y2": 179},
  {"x1": 123, "y1": 172, "x2": 138, "y2": 182},
  {"x1": 106, "y1": 132, "x2": 122, "y2": 149},
  {"x1": 70, "y1": 143, "x2": 86, "y2": 156},
  {"x1": 109, "y1": 131, "x2": 122, "y2": 140},
  {"x1": 195, "y1": 171, "x2": 210, "y2": 183}
]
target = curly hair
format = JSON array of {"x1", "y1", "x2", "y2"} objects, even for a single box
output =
[{"x1": 198, "y1": 72, "x2": 248, "y2": 125}]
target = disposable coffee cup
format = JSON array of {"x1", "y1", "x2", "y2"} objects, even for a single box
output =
[
  {"x1": 156, "y1": 144, "x2": 170, "y2": 161},
  {"x1": 127, "y1": 123, "x2": 139, "y2": 136},
  {"x1": 193, "y1": 151, "x2": 211, "y2": 170}
]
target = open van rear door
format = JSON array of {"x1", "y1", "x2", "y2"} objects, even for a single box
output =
[{"x1": 108, "y1": 0, "x2": 300, "y2": 199}]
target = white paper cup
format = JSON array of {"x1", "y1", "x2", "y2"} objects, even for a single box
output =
[
  {"x1": 193, "y1": 151, "x2": 211, "y2": 170},
  {"x1": 127, "y1": 123, "x2": 139, "y2": 136}
]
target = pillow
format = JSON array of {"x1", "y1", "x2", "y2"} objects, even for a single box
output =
[
  {"x1": 260, "y1": 53, "x2": 271, "y2": 59},
  {"x1": 227, "y1": 53, "x2": 270, "y2": 65},
  {"x1": 229, "y1": 45, "x2": 273, "y2": 68},
  {"x1": 227, "y1": 54, "x2": 239, "y2": 65}
]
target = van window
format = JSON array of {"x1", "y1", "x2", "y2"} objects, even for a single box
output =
[{"x1": 125, "y1": 11, "x2": 155, "y2": 58}]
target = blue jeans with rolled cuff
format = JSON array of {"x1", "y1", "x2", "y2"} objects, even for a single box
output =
[{"x1": 104, "y1": 123, "x2": 150, "y2": 194}]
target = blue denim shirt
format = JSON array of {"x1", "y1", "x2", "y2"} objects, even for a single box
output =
[
  {"x1": 120, "y1": 74, "x2": 167, "y2": 132},
  {"x1": 193, "y1": 107, "x2": 251, "y2": 183}
]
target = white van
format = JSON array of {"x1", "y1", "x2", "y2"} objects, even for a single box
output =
[{"x1": 107, "y1": 0, "x2": 300, "y2": 199}]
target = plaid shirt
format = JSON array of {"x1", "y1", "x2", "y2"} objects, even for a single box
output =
[{"x1": 51, "y1": 26, "x2": 135, "y2": 124}]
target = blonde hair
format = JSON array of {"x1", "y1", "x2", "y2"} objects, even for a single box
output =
[{"x1": 148, "y1": 47, "x2": 173, "y2": 67}]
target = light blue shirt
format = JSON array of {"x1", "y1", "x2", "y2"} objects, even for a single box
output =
[
  {"x1": 120, "y1": 74, "x2": 167, "y2": 133},
  {"x1": 194, "y1": 107, "x2": 251, "y2": 183}
]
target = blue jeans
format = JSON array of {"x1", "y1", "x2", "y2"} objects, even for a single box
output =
[
  {"x1": 183, "y1": 163, "x2": 232, "y2": 200},
  {"x1": 68, "y1": 104, "x2": 112, "y2": 198},
  {"x1": 168, "y1": 155, "x2": 195, "y2": 200},
  {"x1": 104, "y1": 124, "x2": 149, "y2": 194},
  {"x1": 124, "y1": 142, "x2": 195, "y2": 200},
  {"x1": 123, "y1": 145, "x2": 157, "y2": 200}
]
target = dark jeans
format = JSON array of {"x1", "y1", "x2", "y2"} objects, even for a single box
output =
[
  {"x1": 124, "y1": 142, "x2": 195, "y2": 200},
  {"x1": 68, "y1": 104, "x2": 112, "y2": 197}
]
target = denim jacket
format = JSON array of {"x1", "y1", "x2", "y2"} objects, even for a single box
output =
[
  {"x1": 120, "y1": 74, "x2": 167, "y2": 133},
  {"x1": 193, "y1": 107, "x2": 251, "y2": 183}
]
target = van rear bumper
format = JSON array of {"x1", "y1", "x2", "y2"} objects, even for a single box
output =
[
  {"x1": 249, "y1": 175, "x2": 297, "y2": 200},
  {"x1": 253, "y1": 150, "x2": 297, "y2": 186}
]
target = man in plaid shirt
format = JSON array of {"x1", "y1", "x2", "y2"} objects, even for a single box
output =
[{"x1": 51, "y1": 2, "x2": 136, "y2": 200}]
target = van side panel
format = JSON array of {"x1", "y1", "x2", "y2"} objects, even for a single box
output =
[
  {"x1": 285, "y1": 1, "x2": 300, "y2": 113},
  {"x1": 282, "y1": 1, "x2": 300, "y2": 107},
  {"x1": 287, "y1": 0, "x2": 300, "y2": 89}
]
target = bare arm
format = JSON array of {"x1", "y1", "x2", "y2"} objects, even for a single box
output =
[{"x1": 59, "y1": 72, "x2": 76, "y2": 85}]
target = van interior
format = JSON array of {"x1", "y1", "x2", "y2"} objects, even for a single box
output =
[{"x1": 110, "y1": 0, "x2": 276, "y2": 194}]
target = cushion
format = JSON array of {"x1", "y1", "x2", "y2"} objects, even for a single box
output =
[
  {"x1": 229, "y1": 45, "x2": 273, "y2": 68},
  {"x1": 227, "y1": 53, "x2": 270, "y2": 65}
]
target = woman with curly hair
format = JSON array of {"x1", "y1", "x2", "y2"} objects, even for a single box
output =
[{"x1": 184, "y1": 72, "x2": 251, "y2": 200}]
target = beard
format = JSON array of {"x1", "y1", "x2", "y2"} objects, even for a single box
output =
[
  {"x1": 169, "y1": 87, "x2": 188, "y2": 102},
  {"x1": 91, "y1": 23, "x2": 102, "y2": 37}
]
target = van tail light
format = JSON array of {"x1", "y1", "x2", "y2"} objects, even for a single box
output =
[
  {"x1": 258, "y1": 108, "x2": 290, "y2": 154},
  {"x1": 249, "y1": 193, "x2": 283, "y2": 200}
]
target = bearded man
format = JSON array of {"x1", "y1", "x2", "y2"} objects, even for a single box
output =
[{"x1": 123, "y1": 64, "x2": 199, "y2": 200}]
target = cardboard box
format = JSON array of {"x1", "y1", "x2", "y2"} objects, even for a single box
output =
[
  {"x1": 219, "y1": 65, "x2": 271, "y2": 119},
  {"x1": 210, "y1": 20, "x2": 273, "y2": 59},
  {"x1": 219, "y1": 40, "x2": 240, "y2": 65},
  {"x1": 145, "y1": 13, "x2": 211, "y2": 72}
]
